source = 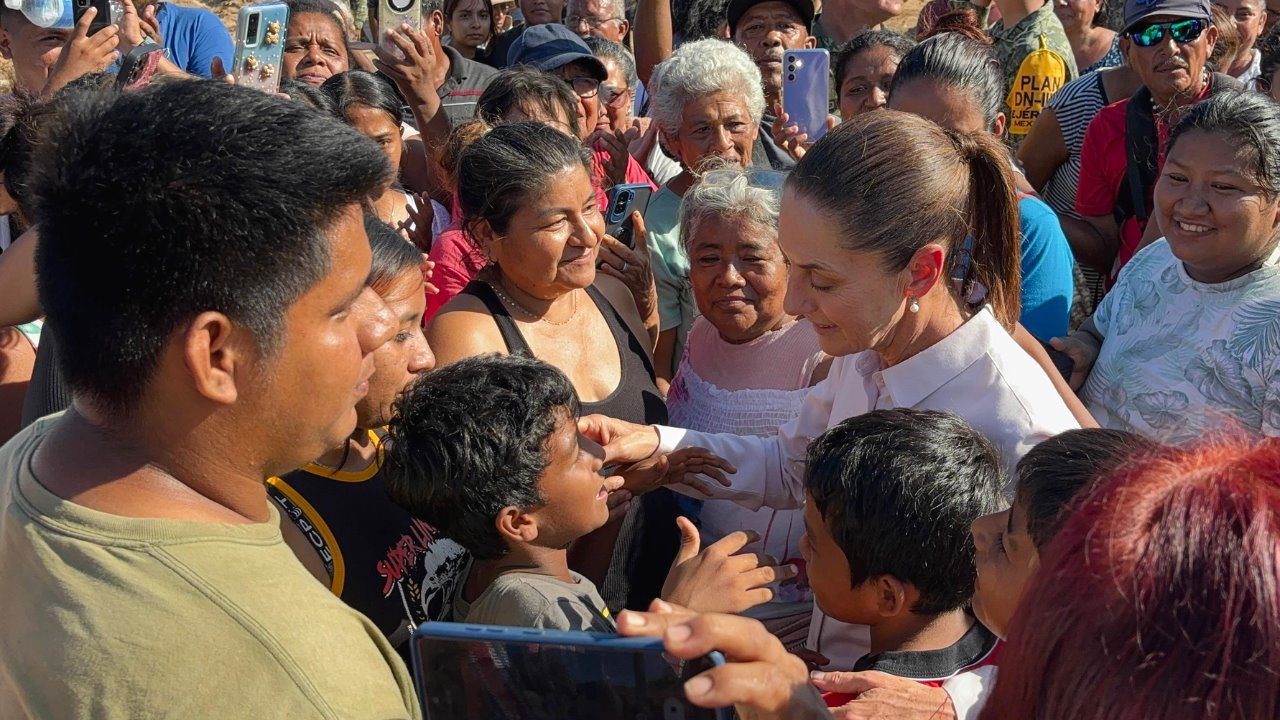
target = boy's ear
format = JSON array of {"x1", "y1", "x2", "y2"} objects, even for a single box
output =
[
  {"x1": 495, "y1": 506, "x2": 539, "y2": 544},
  {"x1": 872, "y1": 575, "x2": 909, "y2": 618}
]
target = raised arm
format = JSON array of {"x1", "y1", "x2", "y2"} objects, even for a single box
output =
[{"x1": 633, "y1": 0, "x2": 673, "y2": 86}]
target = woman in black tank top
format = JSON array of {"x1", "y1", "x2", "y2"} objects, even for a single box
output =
[{"x1": 427, "y1": 122, "x2": 679, "y2": 613}]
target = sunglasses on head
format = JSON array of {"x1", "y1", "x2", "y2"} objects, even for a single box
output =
[
  {"x1": 1127, "y1": 18, "x2": 1206, "y2": 47},
  {"x1": 699, "y1": 169, "x2": 787, "y2": 190}
]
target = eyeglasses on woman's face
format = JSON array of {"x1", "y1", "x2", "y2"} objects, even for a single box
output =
[
  {"x1": 600, "y1": 83, "x2": 631, "y2": 107},
  {"x1": 562, "y1": 75, "x2": 600, "y2": 99}
]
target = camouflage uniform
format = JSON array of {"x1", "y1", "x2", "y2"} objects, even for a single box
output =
[{"x1": 953, "y1": 1, "x2": 1078, "y2": 149}]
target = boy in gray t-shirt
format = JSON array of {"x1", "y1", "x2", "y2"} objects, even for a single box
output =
[
  {"x1": 382, "y1": 354, "x2": 623, "y2": 632},
  {"x1": 451, "y1": 561, "x2": 616, "y2": 632},
  {"x1": 383, "y1": 354, "x2": 782, "y2": 634}
]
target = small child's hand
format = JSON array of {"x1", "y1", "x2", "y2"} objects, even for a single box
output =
[
  {"x1": 660, "y1": 517, "x2": 798, "y2": 614},
  {"x1": 616, "y1": 447, "x2": 736, "y2": 496}
]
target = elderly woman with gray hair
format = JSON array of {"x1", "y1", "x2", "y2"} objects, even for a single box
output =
[
  {"x1": 643, "y1": 39, "x2": 766, "y2": 389},
  {"x1": 667, "y1": 168, "x2": 829, "y2": 648}
]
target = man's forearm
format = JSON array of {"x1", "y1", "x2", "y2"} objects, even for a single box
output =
[{"x1": 634, "y1": 0, "x2": 673, "y2": 86}]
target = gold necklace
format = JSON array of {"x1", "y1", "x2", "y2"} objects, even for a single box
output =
[{"x1": 491, "y1": 280, "x2": 578, "y2": 326}]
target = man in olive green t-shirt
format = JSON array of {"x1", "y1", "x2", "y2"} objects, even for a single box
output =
[{"x1": 0, "y1": 80, "x2": 420, "y2": 720}]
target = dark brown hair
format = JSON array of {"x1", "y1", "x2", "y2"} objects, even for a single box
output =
[{"x1": 788, "y1": 110, "x2": 1022, "y2": 329}]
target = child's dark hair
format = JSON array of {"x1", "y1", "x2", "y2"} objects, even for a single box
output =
[
  {"x1": 806, "y1": 408, "x2": 1003, "y2": 615},
  {"x1": 382, "y1": 354, "x2": 581, "y2": 560},
  {"x1": 833, "y1": 30, "x2": 916, "y2": 89},
  {"x1": 0, "y1": 91, "x2": 58, "y2": 222},
  {"x1": 1014, "y1": 429, "x2": 1161, "y2": 550}
]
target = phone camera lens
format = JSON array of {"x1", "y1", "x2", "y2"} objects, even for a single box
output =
[
  {"x1": 245, "y1": 13, "x2": 260, "y2": 42},
  {"x1": 787, "y1": 73, "x2": 795, "y2": 81}
]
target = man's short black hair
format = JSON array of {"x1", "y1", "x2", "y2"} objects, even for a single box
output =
[
  {"x1": 31, "y1": 80, "x2": 391, "y2": 415},
  {"x1": 382, "y1": 354, "x2": 581, "y2": 560},
  {"x1": 806, "y1": 409, "x2": 1003, "y2": 615}
]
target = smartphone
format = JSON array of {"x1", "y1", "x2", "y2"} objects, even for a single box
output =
[
  {"x1": 782, "y1": 49, "x2": 831, "y2": 143},
  {"x1": 412, "y1": 622, "x2": 733, "y2": 720},
  {"x1": 604, "y1": 183, "x2": 653, "y2": 249},
  {"x1": 72, "y1": 0, "x2": 112, "y2": 35},
  {"x1": 233, "y1": 2, "x2": 289, "y2": 94},
  {"x1": 1042, "y1": 341, "x2": 1075, "y2": 381},
  {"x1": 378, "y1": 0, "x2": 422, "y2": 56}
]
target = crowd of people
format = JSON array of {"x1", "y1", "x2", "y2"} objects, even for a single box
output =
[{"x1": 0, "y1": 0, "x2": 1277, "y2": 717}]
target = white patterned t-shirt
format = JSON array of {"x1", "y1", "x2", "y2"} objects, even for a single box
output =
[{"x1": 1082, "y1": 240, "x2": 1280, "y2": 442}]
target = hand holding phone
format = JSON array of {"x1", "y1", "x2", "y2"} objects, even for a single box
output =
[
  {"x1": 378, "y1": 0, "x2": 423, "y2": 58},
  {"x1": 44, "y1": 4, "x2": 118, "y2": 96},
  {"x1": 71, "y1": 0, "x2": 112, "y2": 36},
  {"x1": 781, "y1": 49, "x2": 831, "y2": 144},
  {"x1": 232, "y1": 1, "x2": 289, "y2": 94}
]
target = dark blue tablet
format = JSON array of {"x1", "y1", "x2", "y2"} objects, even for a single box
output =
[{"x1": 411, "y1": 622, "x2": 732, "y2": 720}]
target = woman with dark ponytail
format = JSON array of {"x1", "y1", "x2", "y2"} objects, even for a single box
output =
[
  {"x1": 887, "y1": 32, "x2": 1076, "y2": 344},
  {"x1": 582, "y1": 110, "x2": 1081, "y2": 672}
]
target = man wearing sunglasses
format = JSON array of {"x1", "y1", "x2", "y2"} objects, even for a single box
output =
[{"x1": 1065, "y1": 0, "x2": 1240, "y2": 286}]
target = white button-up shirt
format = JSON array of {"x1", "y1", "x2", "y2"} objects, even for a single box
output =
[
  {"x1": 655, "y1": 306, "x2": 1081, "y2": 671},
  {"x1": 657, "y1": 306, "x2": 1080, "y2": 505}
]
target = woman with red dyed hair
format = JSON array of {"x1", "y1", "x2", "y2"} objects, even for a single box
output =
[{"x1": 980, "y1": 438, "x2": 1280, "y2": 719}]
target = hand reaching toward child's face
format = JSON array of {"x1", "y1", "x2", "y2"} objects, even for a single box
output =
[{"x1": 615, "y1": 447, "x2": 736, "y2": 496}]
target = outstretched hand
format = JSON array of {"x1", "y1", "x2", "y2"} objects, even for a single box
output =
[
  {"x1": 616, "y1": 446, "x2": 735, "y2": 496},
  {"x1": 578, "y1": 414, "x2": 661, "y2": 464},
  {"x1": 812, "y1": 670, "x2": 957, "y2": 720},
  {"x1": 661, "y1": 516, "x2": 796, "y2": 614}
]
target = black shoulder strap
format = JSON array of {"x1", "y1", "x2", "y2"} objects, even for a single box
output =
[
  {"x1": 1118, "y1": 74, "x2": 1245, "y2": 225},
  {"x1": 459, "y1": 280, "x2": 532, "y2": 356},
  {"x1": 584, "y1": 284, "x2": 659, "y2": 382},
  {"x1": 1120, "y1": 85, "x2": 1157, "y2": 224}
]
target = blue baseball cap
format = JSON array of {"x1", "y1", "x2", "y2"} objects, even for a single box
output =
[
  {"x1": 1123, "y1": 0, "x2": 1212, "y2": 34},
  {"x1": 506, "y1": 23, "x2": 607, "y2": 80}
]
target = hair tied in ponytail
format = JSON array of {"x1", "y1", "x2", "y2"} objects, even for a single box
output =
[{"x1": 944, "y1": 128, "x2": 983, "y2": 162}]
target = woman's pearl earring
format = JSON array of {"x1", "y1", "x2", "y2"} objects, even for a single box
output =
[{"x1": 909, "y1": 296, "x2": 920, "y2": 314}]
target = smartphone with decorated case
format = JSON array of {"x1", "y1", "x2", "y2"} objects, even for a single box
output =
[
  {"x1": 378, "y1": 0, "x2": 423, "y2": 57},
  {"x1": 233, "y1": 2, "x2": 288, "y2": 94},
  {"x1": 782, "y1": 48, "x2": 830, "y2": 143},
  {"x1": 412, "y1": 622, "x2": 733, "y2": 720}
]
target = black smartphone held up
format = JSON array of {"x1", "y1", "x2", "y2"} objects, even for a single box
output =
[
  {"x1": 73, "y1": 0, "x2": 113, "y2": 35},
  {"x1": 604, "y1": 182, "x2": 653, "y2": 249},
  {"x1": 412, "y1": 623, "x2": 733, "y2": 720}
]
